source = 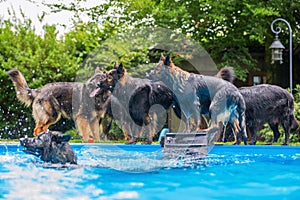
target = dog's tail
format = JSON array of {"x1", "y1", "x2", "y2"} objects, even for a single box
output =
[
  {"x1": 215, "y1": 67, "x2": 235, "y2": 83},
  {"x1": 285, "y1": 91, "x2": 299, "y2": 132},
  {"x1": 7, "y1": 69, "x2": 38, "y2": 107}
]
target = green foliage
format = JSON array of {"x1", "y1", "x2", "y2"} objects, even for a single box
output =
[
  {"x1": 0, "y1": 12, "x2": 150, "y2": 139},
  {"x1": 1, "y1": 0, "x2": 300, "y2": 143},
  {"x1": 67, "y1": 0, "x2": 300, "y2": 80},
  {"x1": 37, "y1": 0, "x2": 300, "y2": 81},
  {"x1": 107, "y1": 120, "x2": 125, "y2": 141},
  {"x1": 0, "y1": 15, "x2": 110, "y2": 138},
  {"x1": 64, "y1": 127, "x2": 81, "y2": 140}
]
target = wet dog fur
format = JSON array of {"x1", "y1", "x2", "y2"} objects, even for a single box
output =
[
  {"x1": 149, "y1": 55, "x2": 248, "y2": 145},
  {"x1": 238, "y1": 84, "x2": 299, "y2": 145},
  {"x1": 7, "y1": 69, "x2": 111, "y2": 141},
  {"x1": 20, "y1": 130, "x2": 77, "y2": 164},
  {"x1": 96, "y1": 63, "x2": 181, "y2": 144}
]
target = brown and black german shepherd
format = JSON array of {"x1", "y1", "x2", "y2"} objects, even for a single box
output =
[
  {"x1": 96, "y1": 63, "x2": 181, "y2": 144},
  {"x1": 20, "y1": 130, "x2": 77, "y2": 164},
  {"x1": 7, "y1": 69, "x2": 111, "y2": 141},
  {"x1": 149, "y1": 55, "x2": 248, "y2": 145}
]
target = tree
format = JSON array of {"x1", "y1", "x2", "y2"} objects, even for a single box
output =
[
  {"x1": 2, "y1": 0, "x2": 300, "y2": 141},
  {"x1": 0, "y1": 14, "x2": 115, "y2": 138},
  {"x1": 46, "y1": 0, "x2": 300, "y2": 81}
]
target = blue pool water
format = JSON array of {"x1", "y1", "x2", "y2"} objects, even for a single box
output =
[{"x1": 0, "y1": 144, "x2": 299, "y2": 199}]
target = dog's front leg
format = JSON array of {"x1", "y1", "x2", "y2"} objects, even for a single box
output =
[
  {"x1": 181, "y1": 112, "x2": 193, "y2": 132},
  {"x1": 247, "y1": 125, "x2": 258, "y2": 145},
  {"x1": 237, "y1": 111, "x2": 248, "y2": 145},
  {"x1": 121, "y1": 122, "x2": 133, "y2": 141},
  {"x1": 90, "y1": 117, "x2": 100, "y2": 141},
  {"x1": 141, "y1": 112, "x2": 159, "y2": 144},
  {"x1": 34, "y1": 121, "x2": 50, "y2": 136},
  {"x1": 75, "y1": 115, "x2": 94, "y2": 141},
  {"x1": 282, "y1": 124, "x2": 290, "y2": 145},
  {"x1": 99, "y1": 115, "x2": 112, "y2": 140},
  {"x1": 125, "y1": 122, "x2": 140, "y2": 144},
  {"x1": 205, "y1": 121, "x2": 219, "y2": 146},
  {"x1": 269, "y1": 123, "x2": 280, "y2": 144},
  {"x1": 190, "y1": 114, "x2": 202, "y2": 132}
]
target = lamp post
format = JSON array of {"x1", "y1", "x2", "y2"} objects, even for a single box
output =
[{"x1": 269, "y1": 18, "x2": 293, "y2": 94}]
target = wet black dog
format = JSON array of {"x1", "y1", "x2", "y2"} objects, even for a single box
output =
[
  {"x1": 239, "y1": 84, "x2": 299, "y2": 145},
  {"x1": 96, "y1": 62, "x2": 181, "y2": 144},
  {"x1": 222, "y1": 84, "x2": 299, "y2": 145},
  {"x1": 20, "y1": 131, "x2": 77, "y2": 164}
]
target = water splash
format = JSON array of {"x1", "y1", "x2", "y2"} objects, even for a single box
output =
[
  {"x1": 77, "y1": 145, "x2": 210, "y2": 172},
  {"x1": 1, "y1": 145, "x2": 300, "y2": 199}
]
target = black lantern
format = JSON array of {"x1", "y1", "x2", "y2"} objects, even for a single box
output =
[
  {"x1": 269, "y1": 34, "x2": 285, "y2": 64},
  {"x1": 270, "y1": 18, "x2": 293, "y2": 93}
]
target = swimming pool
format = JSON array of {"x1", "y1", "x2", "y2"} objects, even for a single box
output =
[{"x1": 0, "y1": 144, "x2": 299, "y2": 199}]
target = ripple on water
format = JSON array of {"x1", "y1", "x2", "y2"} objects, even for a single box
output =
[{"x1": 1, "y1": 144, "x2": 300, "y2": 199}]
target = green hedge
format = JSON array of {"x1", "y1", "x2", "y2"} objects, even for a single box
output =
[
  {"x1": 0, "y1": 18, "x2": 147, "y2": 140},
  {"x1": 0, "y1": 17, "x2": 299, "y2": 143},
  {"x1": 0, "y1": 19, "x2": 110, "y2": 138}
]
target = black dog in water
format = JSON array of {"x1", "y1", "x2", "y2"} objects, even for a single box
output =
[{"x1": 20, "y1": 131, "x2": 77, "y2": 164}]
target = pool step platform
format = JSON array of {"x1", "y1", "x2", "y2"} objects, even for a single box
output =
[{"x1": 162, "y1": 132, "x2": 208, "y2": 157}]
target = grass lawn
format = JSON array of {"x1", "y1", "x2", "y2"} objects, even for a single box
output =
[{"x1": 1, "y1": 138, "x2": 299, "y2": 146}]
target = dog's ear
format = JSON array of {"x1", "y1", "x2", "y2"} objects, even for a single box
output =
[
  {"x1": 159, "y1": 54, "x2": 165, "y2": 62},
  {"x1": 164, "y1": 55, "x2": 171, "y2": 66},
  {"x1": 113, "y1": 61, "x2": 118, "y2": 69},
  {"x1": 117, "y1": 63, "x2": 125, "y2": 75},
  {"x1": 53, "y1": 134, "x2": 71, "y2": 143},
  {"x1": 95, "y1": 67, "x2": 102, "y2": 73}
]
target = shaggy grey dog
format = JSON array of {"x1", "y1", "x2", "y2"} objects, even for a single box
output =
[
  {"x1": 239, "y1": 84, "x2": 299, "y2": 145},
  {"x1": 149, "y1": 55, "x2": 248, "y2": 145},
  {"x1": 20, "y1": 131, "x2": 77, "y2": 164}
]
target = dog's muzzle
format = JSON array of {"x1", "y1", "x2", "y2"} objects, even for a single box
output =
[
  {"x1": 97, "y1": 82, "x2": 103, "y2": 88},
  {"x1": 19, "y1": 138, "x2": 43, "y2": 157}
]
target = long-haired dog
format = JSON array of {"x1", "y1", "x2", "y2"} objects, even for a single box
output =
[
  {"x1": 20, "y1": 130, "x2": 77, "y2": 164},
  {"x1": 7, "y1": 69, "x2": 111, "y2": 141},
  {"x1": 238, "y1": 84, "x2": 299, "y2": 145},
  {"x1": 149, "y1": 55, "x2": 248, "y2": 145},
  {"x1": 96, "y1": 63, "x2": 181, "y2": 144}
]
